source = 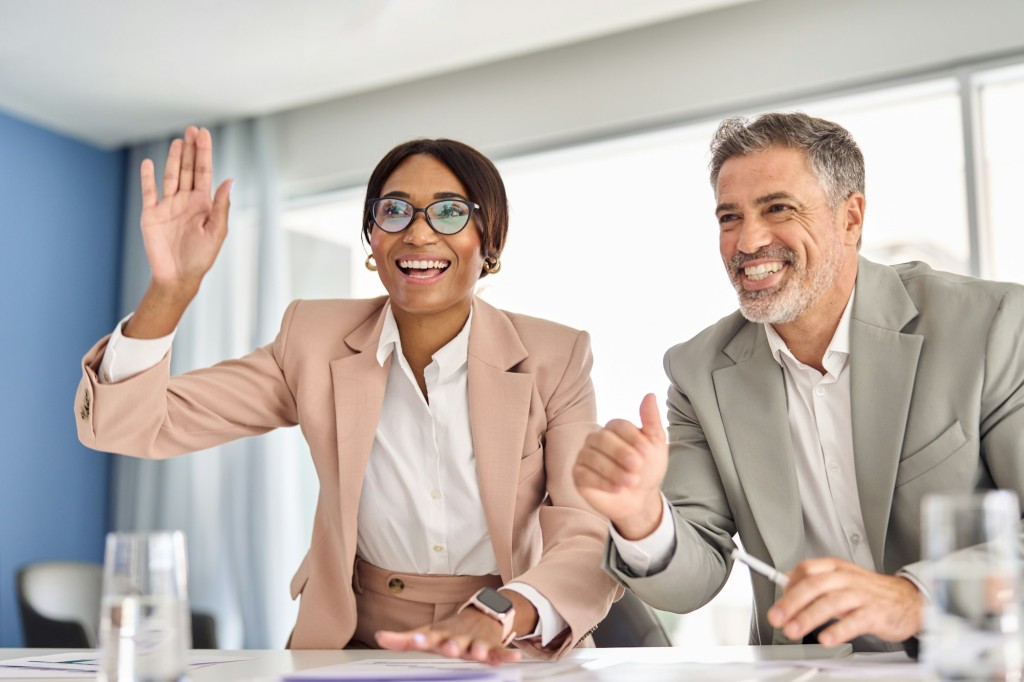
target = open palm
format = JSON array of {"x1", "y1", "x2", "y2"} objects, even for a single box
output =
[{"x1": 140, "y1": 126, "x2": 232, "y2": 291}]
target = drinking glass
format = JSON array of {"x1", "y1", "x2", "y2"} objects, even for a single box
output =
[
  {"x1": 98, "y1": 531, "x2": 191, "y2": 682},
  {"x1": 921, "y1": 491, "x2": 1023, "y2": 681}
]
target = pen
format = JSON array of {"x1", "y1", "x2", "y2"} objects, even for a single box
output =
[
  {"x1": 789, "y1": 668, "x2": 820, "y2": 682},
  {"x1": 731, "y1": 548, "x2": 790, "y2": 587}
]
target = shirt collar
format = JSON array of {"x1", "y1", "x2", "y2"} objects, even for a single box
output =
[
  {"x1": 765, "y1": 286, "x2": 855, "y2": 375},
  {"x1": 375, "y1": 302, "x2": 473, "y2": 382}
]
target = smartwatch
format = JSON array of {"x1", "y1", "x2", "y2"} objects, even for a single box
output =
[{"x1": 458, "y1": 587, "x2": 517, "y2": 645}]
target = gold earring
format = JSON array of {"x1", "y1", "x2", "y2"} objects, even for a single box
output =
[
  {"x1": 365, "y1": 255, "x2": 377, "y2": 272},
  {"x1": 483, "y1": 256, "x2": 501, "y2": 274}
]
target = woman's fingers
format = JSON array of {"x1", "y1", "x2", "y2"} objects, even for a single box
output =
[
  {"x1": 178, "y1": 125, "x2": 198, "y2": 192},
  {"x1": 153, "y1": 127, "x2": 216, "y2": 209},
  {"x1": 208, "y1": 179, "x2": 233, "y2": 239},
  {"x1": 193, "y1": 127, "x2": 214, "y2": 196},
  {"x1": 376, "y1": 615, "x2": 519, "y2": 667},
  {"x1": 162, "y1": 137, "x2": 183, "y2": 198},
  {"x1": 140, "y1": 159, "x2": 158, "y2": 209},
  {"x1": 468, "y1": 639, "x2": 490, "y2": 662}
]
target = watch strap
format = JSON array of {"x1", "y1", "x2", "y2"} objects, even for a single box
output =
[{"x1": 458, "y1": 588, "x2": 517, "y2": 646}]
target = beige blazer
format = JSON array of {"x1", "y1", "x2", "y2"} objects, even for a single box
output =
[
  {"x1": 605, "y1": 258, "x2": 1024, "y2": 645},
  {"x1": 77, "y1": 296, "x2": 619, "y2": 657}
]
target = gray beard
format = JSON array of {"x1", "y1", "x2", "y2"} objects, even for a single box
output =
[{"x1": 727, "y1": 240, "x2": 843, "y2": 324}]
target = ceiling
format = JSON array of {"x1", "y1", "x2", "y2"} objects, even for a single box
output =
[{"x1": 0, "y1": 0, "x2": 752, "y2": 148}]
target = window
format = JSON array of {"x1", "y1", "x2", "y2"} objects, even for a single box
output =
[
  {"x1": 795, "y1": 79, "x2": 969, "y2": 274},
  {"x1": 979, "y1": 64, "x2": 1024, "y2": 283}
]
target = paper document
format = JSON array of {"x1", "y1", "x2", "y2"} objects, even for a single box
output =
[
  {"x1": 756, "y1": 651, "x2": 926, "y2": 679},
  {"x1": 280, "y1": 656, "x2": 823, "y2": 682},
  {"x1": 281, "y1": 658, "x2": 510, "y2": 681},
  {"x1": 0, "y1": 651, "x2": 251, "y2": 678},
  {"x1": 280, "y1": 656, "x2": 617, "y2": 681}
]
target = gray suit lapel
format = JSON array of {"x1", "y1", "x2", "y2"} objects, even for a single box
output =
[
  {"x1": 850, "y1": 258, "x2": 921, "y2": 569},
  {"x1": 714, "y1": 322, "x2": 806, "y2": 572}
]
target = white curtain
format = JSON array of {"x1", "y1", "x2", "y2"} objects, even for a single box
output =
[{"x1": 112, "y1": 118, "x2": 308, "y2": 648}]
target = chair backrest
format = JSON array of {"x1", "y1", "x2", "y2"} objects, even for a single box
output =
[
  {"x1": 592, "y1": 590, "x2": 672, "y2": 647},
  {"x1": 190, "y1": 611, "x2": 219, "y2": 649},
  {"x1": 16, "y1": 560, "x2": 219, "y2": 649},
  {"x1": 17, "y1": 561, "x2": 104, "y2": 647}
]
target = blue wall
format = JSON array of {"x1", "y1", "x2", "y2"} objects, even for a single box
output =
[{"x1": 0, "y1": 110, "x2": 125, "y2": 646}]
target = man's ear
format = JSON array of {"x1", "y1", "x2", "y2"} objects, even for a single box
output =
[{"x1": 841, "y1": 192, "x2": 865, "y2": 247}]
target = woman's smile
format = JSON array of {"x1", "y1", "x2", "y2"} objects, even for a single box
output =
[{"x1": 395, "y1": 255, "x2": 451, "y2": 280}]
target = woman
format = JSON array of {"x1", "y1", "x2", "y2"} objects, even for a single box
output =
[{"x1": 76, "y1": 127, "x2": 619, "y2": 663}]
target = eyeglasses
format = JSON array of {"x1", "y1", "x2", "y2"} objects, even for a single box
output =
[{"x1": 367, "y1": 197, "x2": 480, "y2": 235}]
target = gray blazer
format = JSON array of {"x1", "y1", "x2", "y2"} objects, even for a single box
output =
[{"x1": 605, "y1": 257, "x2": 1024, "y2": 645}]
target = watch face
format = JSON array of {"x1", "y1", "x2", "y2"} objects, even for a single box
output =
[{"x1": 477, "y1": 588, "x2": 513, "y2": 614}]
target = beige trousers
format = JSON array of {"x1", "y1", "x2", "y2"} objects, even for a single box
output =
[{"x1": 349, "y1": 558, "x2": 504, "y2": 648}]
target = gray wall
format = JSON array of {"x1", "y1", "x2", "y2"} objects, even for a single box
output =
[{"x1": 274, "y1": 0, "x2": 1024, "y2": 195}]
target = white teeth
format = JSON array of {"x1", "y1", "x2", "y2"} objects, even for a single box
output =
[
  {"x1": 399, "y1": 259, "x2": 450, "y2": 270},
  {"x1": 744, "y1": 262, "x2": 784, "y2": 281}
]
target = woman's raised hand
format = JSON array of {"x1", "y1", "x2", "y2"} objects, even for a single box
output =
[
  {"x1": 125, "y1": 127, "x2": 232, "y2": 339},
  {"x1": 140, "y1": 126, "x2": 232, "y2": 294}
]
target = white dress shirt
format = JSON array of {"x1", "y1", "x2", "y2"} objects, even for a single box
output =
[
  {"x1": 98, "y1": 315, "x2": 176, "y2": 384},
  {"x1": 615, "y1": 289, "x2": 877, "y2": 574},
  {"x1": 763, "y1": 288, "x2": 874, "y2": 570},
  {"x1": 363, "y1": 306, "x2": 491, "y2": 573},
  {"x1": 99, "y1": 305, "x2": 565, "y2": 644}
]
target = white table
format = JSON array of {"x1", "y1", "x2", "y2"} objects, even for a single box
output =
[{"x1": 0, "y1": 646, "x2": 927, "y2": 682}]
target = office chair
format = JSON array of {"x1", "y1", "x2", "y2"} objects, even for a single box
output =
[
  {"x1": 17, "y1": 561, "x2": 102, "y2": 647},
  {"x1": 592, "y1": 589, "x2": 672, "y2": 647},
  {"x1": 17, "y1": 560, "x2": 219, "y2": 648}
]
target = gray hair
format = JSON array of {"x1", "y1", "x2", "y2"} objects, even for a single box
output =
[{"x1": 709, "y1": 112, "x2": 865, "y2": 211}]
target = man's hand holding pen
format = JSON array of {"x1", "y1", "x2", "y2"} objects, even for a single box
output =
[{"x1": 753, "y1": 555, "x2": 923, "y2": 646}]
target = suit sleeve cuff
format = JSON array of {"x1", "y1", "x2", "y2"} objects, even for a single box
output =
[
  {"x1": 896, "y1": 568, "x2": 931, "y2": 602},
  {"x1": 99, "y1": 313, "x2": 176, "y2": 384},
  {"x1": 500, "y1": 583, "x2": 567, "y2": 647},
  {"x1": 609, "y1": 495, "x2": 677, "y2": 577}
]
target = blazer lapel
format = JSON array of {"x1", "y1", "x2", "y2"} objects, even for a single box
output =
[
  {"x1": 714, "y1": 322, "x2": 806, "y2": 572},
  {"x1": 466, "y1": 299, "x2": 532, "y2": 581},
  {"x1": 329, "y1": 302, "x2": 391, "y2": 566},
  {"x1": 850, "y1": 257, "x2": 921, "y2": 569}
]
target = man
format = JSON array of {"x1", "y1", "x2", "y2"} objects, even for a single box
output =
[{"x1": 574, "y1": 112, "x2": 1024, "y2": 651}]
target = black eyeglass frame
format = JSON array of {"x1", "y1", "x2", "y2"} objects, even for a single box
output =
[{"x1": 366, "y1": 197, "x2": 481, "y2": 236}]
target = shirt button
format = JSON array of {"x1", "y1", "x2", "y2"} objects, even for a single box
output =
[
  {"x1": 851, "y1": 534, "x2": 861, "y2": 545},
  {"x1": 430, "y1": 490, "x2": 442, "y2": 500},
  {"x1": 815, "y1": 386, "x2": 825, "y2": 397},
  {"x1": 828, "y1": 460, "x2": 840, "y2": 472},
  {"x1": 388, "y1": 578, "x2": 404, "y2": 593},
  {"x1": 432, "y1": 545, "x2": 444, "y2": 553}
]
